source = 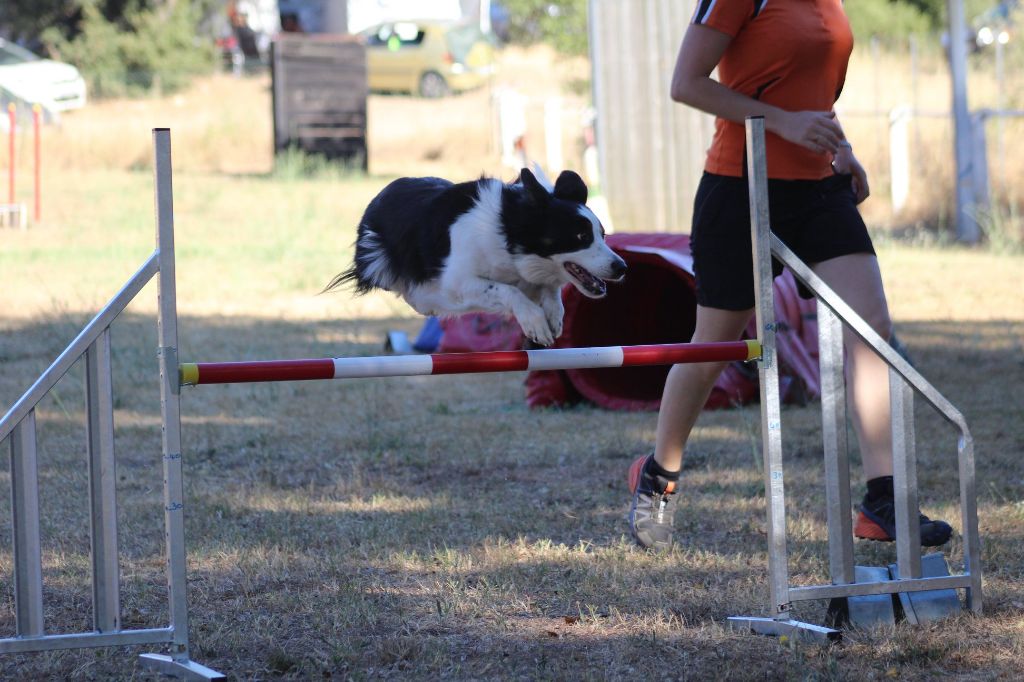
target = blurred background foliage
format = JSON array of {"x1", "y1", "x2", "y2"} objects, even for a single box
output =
[
  {"x1": 0, "y1": 0, "x2": 1020, "y2": 97},
  {"x1": 41, "y1": 1, "x2": 219, "y2": 97}
]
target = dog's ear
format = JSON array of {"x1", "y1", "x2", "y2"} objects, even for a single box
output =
[
  {"x1": 519, "y1": 168, "x2": 551, "y2": 203},
  {"x1": 553, "y1": 170, "x2": 588, "y2": 204}
]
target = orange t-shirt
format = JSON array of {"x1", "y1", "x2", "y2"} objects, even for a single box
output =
[{"x1": 692, "y1": 0, "x2": 854, "y2": 179}]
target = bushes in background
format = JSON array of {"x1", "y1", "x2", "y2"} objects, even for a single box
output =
[
  {"x1": 501, "y1": 0, "x2": 588, "y2": 57},
  {"x1": 42, "y1": 1, "x2": 217, "y2": 98}
]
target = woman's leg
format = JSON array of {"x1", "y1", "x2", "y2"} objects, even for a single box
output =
[
  {"x1": 628, "y1": 305, "x2": 753, "y2": 549},
  {"x1": 810, "y1": 253, "x2": 893, "y2": 480},
  {"x1": 810, "y1": 253, "x2": 951, "y2": 545},
  {"x1": 653, "y1": 305, "x2": 755, "y2": 471}
]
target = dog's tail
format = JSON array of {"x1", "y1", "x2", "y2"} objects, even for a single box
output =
[
  {"x1": 323, "y1": 222, "x2": 399, "y2": 296},
  {"x1": 322, "y1": 234, "x2": 390, "y2": 296},
  {"x1": 320, "y1": 265, "x2": 361, "y2": 295}
]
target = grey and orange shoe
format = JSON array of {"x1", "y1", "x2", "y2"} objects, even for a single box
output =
[
  {"x1": 854, "y1": 494, "x2": 953, "y2": 547},
  {"x1": 627, "y1": 454, "x2": 679, "y2": 551}
]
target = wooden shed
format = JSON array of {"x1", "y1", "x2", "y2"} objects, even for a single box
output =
[{"x1": 271, "y1": 33, "x2": 368, "y2": 168}]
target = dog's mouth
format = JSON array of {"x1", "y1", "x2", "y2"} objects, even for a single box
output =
[{"x1": 564, "y1": 261, "x2": 607, "y2": 298}]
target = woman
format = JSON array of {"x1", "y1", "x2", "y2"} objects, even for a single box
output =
[{"x1": 627, "y1": 0, "x2": 952, "y2": 551}]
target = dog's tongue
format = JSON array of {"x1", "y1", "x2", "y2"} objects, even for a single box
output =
[{"x1": 564, "y1": 262, "x2": 607, "y2": 297}]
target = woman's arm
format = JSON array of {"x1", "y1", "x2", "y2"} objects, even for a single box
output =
[{"x1": 669, "y1": 24, "x2": 845, "y2": 155}]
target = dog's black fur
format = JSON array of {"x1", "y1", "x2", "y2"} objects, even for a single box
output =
[{"x1": 325, "y1": 168, "x2": 625, "y2": 346}]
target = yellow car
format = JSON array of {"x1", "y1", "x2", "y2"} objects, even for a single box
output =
[{"x1": 363, "y1": 20, "x2": 497, "y2": 97}]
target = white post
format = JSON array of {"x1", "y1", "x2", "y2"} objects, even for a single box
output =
[
  {"x1": 322, "y1": 0, "x2": 348, "y2": 33},
  {"x1": 496, "y1": 89, "x2": 528, "y2": 170},
  {"x1": 947, "y1": 0, "x2": 980, "y2": 243},
  {"x1": 544, "y1": 97, "x2": 564, "y2": 174},
  {"x1": 970, "y1": 111, "x2": 991, "y2": 215},
  {"x1": 479, "y1": 0, "x2": 492, "y2": 34},
  {"x1": 889, "y1": 106, "x2": 911, "y2": 215},
  {"x1": 995, "y1": 35, "x2": 1006, "y2": 191}
]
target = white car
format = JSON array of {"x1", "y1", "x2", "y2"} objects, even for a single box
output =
[{"x1": 0, "y1": 38, "x2": 87, "y2": 113}]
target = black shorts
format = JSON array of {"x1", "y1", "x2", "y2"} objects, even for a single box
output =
[{"x1": 689, "y1": 172, "x2": 875, "y2": 310}]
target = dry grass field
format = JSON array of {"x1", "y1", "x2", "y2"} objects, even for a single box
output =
[{"x1": 1, "y1": 46, "x2": 1023, "y2": 680}]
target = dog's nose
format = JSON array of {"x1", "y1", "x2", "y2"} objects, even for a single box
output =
[{"x1": 611, "y1": 259, "x2": 627, "y2": 280}]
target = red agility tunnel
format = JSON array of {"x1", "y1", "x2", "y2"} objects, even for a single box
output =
[{"x1": 524, "y1": 233, "x2": 821, "y2": 411}]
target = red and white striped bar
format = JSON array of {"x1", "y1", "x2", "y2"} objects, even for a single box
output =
[{"x1": 179, "y1": 340, "x2": 761, "y2": 386}]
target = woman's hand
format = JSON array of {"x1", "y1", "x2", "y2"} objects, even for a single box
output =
[
  {"x1": 831, "y1": 144, "x2": 870, "y2": 204},
  {"x1": 768, "y1": 110, "x2": 845, "y2": 155}
]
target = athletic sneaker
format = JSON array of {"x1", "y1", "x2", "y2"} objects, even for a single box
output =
[
  {"x1": 627, "y1": 454, "x2": 679, "y2": 551},
  {"x1": 854, "y1": 494, "x2": 953, "y2": 547}
]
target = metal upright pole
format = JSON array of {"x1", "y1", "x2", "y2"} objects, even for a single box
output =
[
  {"x1": 10, "y1": 411, "x2": 45, "y2": 637},
  {"x1": 727, "y1": 118, "x2": 839, "y2": 643},
  {"x1": 959, "y1": 429, "x2": 983, "y2": 613},
  {"x1": 155, "y1": 127, "x2": 190, "y2": 658},
  {"x1": 890, "y1": 372, "x2": 922, "y2": 580},
  {"x1": 819, "y1": 304, "x2": 854, "y2": 586},
  {"x1": 85, "y1": 330, "x2": 122, "y2": 633},
  {"x1": 138, "y1": 129, "x2": 224, "y2": 680},
  {"x1": 744, "y1": 117, "x2": 789, "y2": 619}
]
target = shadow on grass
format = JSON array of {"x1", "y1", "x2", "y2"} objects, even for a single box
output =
[{"x1": 1, "y1": 313, "x2": 1022, "y2": 679}]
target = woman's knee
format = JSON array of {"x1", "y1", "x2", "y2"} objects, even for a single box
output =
[
  {"x1": 844, "y1": 303, "x2": 893, "y2": 347},
  {"x1": 860, "y1": 302, "x2": 893, "y2": 341}
]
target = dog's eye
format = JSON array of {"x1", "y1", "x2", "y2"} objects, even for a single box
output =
[{"x1": 577, "y1": 231, "x2": 588, "y2": 241}]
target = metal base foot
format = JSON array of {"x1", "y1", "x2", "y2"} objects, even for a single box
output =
[
  {"x1": 889, "y1": 553, "x2": 962, "y2": 624},
  {"x1": 727, "y1": 616, "x2": 841, "y2": 643},
  {"x1": 139, "y1": 653, "x2": 225, "y2": 680},
  {"x1": 826, "y1": 566, "x2": 898, "y2": 629}
]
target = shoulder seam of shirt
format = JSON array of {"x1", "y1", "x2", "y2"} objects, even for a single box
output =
[{"x1": 692, "y1": 0, "x2": 717, "y2": 25}]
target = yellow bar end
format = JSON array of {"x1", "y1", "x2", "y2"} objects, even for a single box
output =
[
  {"x1": 179, "y1": 363, "x2": 199, "y2": 387},
  {"x1": 745, "y1": 339, "x2": 762, "y2": 361}
]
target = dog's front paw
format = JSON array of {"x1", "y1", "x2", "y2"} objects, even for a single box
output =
[
  {"x1": 542, "y1": 304, "x2": 564, "y2": 342},
  {"x1": 517, "y1": 308, "x2": 555, "y2": 347},
  {"x1": 539, "y1": 294, "x2": 564, "y2": 342},
  {"x1": 546, "y1": 316, "x2": 563, "y2": 342}
]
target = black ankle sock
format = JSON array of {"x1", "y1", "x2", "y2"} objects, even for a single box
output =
[
  {"x1": 865, "y1": 476, "x2": 894, "y2": 501},
  {"x1": 645, "y1": 457, "x2": 681, "y2": 481}
]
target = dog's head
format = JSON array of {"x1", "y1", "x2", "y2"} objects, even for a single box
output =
[{"x1": 508, "y1": 168, "x2": 626, "y2": 298}]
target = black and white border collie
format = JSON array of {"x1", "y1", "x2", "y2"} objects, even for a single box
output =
[{"x1": 325, "y1": 168, "x2": 626, "y2": 346}]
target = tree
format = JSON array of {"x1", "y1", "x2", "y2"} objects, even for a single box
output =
[
  {"x1": 0, "y1": 1, "x2": 81, "y2": 49},
  {"x1": 501, "y1": 0, "x2": 589, "y2": 57},
  {"x1": 38, "y1": 1, "x2": 217, "y2": 98}
]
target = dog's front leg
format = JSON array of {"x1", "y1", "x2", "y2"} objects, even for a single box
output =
[
  {"x1": 537, "y1": 287, "x2": 564, "y2": 342},
  {"x1": 443, "y1": 277, "x2": 555, "y2": 346}
]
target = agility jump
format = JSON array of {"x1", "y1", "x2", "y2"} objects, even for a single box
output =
[
  {"x1": 179, "y1": 341, "x2": 760, "y2": 386},
  {"x1": 0, "y1": 124, "x2": 981, "y2": 680}
]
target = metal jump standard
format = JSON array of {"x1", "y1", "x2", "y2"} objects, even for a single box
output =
[{"x1": 0, "y1": 123, "x2": 981, "y2": 679}]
